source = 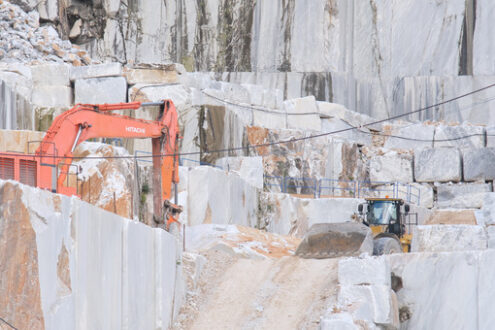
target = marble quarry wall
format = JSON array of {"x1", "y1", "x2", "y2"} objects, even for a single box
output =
[
  {"x1": 0, "y1": 180, "x2": 183, "y2": 329},
  {"x1": 15, "y1": 0, "x2": 493, "y2": 123}
]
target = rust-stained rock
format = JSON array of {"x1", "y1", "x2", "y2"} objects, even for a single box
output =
[
  {"x1": 426, "y1": 209, "x2": 477, "y2": 225},
  {"x1": 0, "y1": 129, "x2": 45, "y2": 153},
  {"x1": 57, "y1": 242, "x2": 71, "y2": 296},
  {"x1": 72, "y1": 142, "x2": 134, "y2": 219},
  {"x1": 0, "y1": 182, "x2": 44, "y2": 330},
  {"x1": 246, "y1": 126, "x2": 269, "y2": 155},
  {"x1": 246, "y1": 126, "x2": 366, "y2": 193},
  {"x1": 124, "y1": 66, "x2": 180, "y2": 85}
]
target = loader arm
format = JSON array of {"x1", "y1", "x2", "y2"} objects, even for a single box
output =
[{"x1": 34, "y1": 100, "x2": 180, "y2": 223}]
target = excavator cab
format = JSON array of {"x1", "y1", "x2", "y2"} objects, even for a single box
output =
[{"x1": 358, "y1": 198, "x2": 411, "y2": 254}]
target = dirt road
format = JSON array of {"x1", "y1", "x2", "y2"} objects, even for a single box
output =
[{"x1": 175, "y1": 251, "x2": 339, "y2": 329}]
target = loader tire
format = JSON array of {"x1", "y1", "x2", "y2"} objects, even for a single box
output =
[{"x1": 373, "y1": 237, "x2": 402, "y2": 256}]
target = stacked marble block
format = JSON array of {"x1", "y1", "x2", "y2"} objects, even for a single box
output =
[
  {"x1": 369, "y1": 121, "x2": 495, "y2": 209},
  {"x1": 26, "y1": 62, "x2": 185, "y2": 107}
]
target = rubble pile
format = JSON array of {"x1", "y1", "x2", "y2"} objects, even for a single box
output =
[{"x1": 0, "y1": 1, "x2": 93, "y2": 66}]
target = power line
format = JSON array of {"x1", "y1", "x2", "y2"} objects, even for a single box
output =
[
  {"x1": 0, "y1": 317, "x2": 17, "y2": 330},
  {"x1": 2, "y1": 82, "x2": 495, "y2": 161},
  {"x1": 201, "y1": 90, "x2": 320, "y2": 115}
]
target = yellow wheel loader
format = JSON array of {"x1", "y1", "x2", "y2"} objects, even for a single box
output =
[
  {"x1": 296, "y1": 198, "x2": 413, "y2": 258},
  {"x1": 358, "y1": 198, "x2": 412, "y2": 254}
]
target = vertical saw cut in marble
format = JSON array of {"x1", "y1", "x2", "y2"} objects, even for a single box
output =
[
  {"x1": 414, "y1": 147, "x2": 461, "y2": 182},
  {"x1": 462, "y1": 148, "x2": 495, "y2": 181},
  {"x1": 74, "y1": 77, "x2": 127, "y2": 104},
  {"x1": 352, "y1": 0, "x2": 465, "y2": 78},
  {"x1": 473, "y1": 0, "x2": 495, "y2": 75},
  {"x1": 0, "y1": 79, "x2": 33, "y2": 130},
  {"x1": 395, "y1": 75, "x2": 495, "y2": 126},
  {"x1": 436, "y1": 183, "x2": 492, "y2": 209},
  {"x1": 411, "y1": 225, "x2": 487, "y2": 252},
  {"x1": 0, "y1": 63, "x2": 33, "y2": 101}
]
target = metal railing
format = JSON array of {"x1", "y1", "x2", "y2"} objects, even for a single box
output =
[
  {"x1": 264, "y1": 175, "x2": 421, "y2": 205},
  {"x1": 132, "y1": 150, "x2": 421, "y2": 205}
]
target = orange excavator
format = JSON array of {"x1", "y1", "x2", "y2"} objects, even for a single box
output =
[{"x1": 0, "y1": 100, "x2": 182, "y2": 228}]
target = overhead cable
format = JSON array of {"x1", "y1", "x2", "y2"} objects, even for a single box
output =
[{"x1": 3, "y1": 82, "x2": 495, "y2": 160}]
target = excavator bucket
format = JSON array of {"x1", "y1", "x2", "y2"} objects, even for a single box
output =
[{"x1": 295, "y1": 222, "x2": 373, "y2": 259}]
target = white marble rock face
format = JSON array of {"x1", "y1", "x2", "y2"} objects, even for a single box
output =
[
  {"x1": 411, "y1": 225, "x2": 488, "y2": 252},
  {"x1": 186, "y1": 166, "x2": 259, "y2": 228},
  {"x1": 388, "y1": 250, "x2": 495, "y2": 329}
]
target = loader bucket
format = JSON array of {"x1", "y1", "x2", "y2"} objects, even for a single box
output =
[{"x1": 295, "y1": 222, "x2": 373, "y2": 259}]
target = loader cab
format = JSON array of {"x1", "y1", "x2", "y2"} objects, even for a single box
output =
[{"x1": 358, "y1": 198, "x2": 409, "y2": 238}]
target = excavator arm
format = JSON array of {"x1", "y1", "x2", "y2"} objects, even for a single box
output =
[{"x1": 34, "y1": 100, "x2": 180, "y2": 225}]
